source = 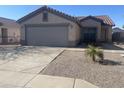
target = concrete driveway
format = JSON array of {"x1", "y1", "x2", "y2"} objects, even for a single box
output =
[
  {"x1": 0, "y1": 46, "x2": 64, "y2": 74},
  {"x1": 0, "y1": 46, "x2": 65, "y2": 87},
  {"x1": 0, "y1": 46, "x2": 97, "y2": 88}
]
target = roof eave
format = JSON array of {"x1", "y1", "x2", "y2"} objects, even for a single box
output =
[{"x1": 17, "y1": 6, "x2": 79, "y2": 25}]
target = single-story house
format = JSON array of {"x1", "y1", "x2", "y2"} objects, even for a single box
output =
[
  {"x1": 112, "y1": 27, "x2": 124, "y2": 42},
  {"x1": 0, "y1": 17, "x2": 20, "y2": 44},
  {"x1": 17, "y1": 6, "x2": 115, "y2": 47}
]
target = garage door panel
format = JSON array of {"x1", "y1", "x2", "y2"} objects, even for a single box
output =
[{"x1": 26, "y1": 25, "x2": 68, "y2": 46}]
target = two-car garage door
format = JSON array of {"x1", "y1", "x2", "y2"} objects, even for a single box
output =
[{"x1": 25, "y1": 24, "x2": 68, "y2": 46}]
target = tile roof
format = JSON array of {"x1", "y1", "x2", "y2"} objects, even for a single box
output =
[
  {"x1": 113, "y1": 27, "x2": 124, "y2": 32},
  {"x1": 0, "y1": 17, "x2": 20, "y2": 27},
  {"x1": 77, "y1": 15, "x2": 115, "y2": 26},
  {"x1": 17, "y1": 6, "x2": 79, "y2": 24},
  {"x1": 17, "y1": 6, "x2": 115, "y2": 26},
  {"x1": 95, "y1": 16, "x2": 115, "y2": 26}
]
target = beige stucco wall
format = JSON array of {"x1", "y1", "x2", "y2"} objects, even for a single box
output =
[
  {"x1": 0, "y1": 25, "x2": 20, "y2": 44},
  {"x1": 20, "y1": 11, "x2": 80, "y2": 46},
  {"x1": 108, "y1": 27, "x2": 112, "y2": 42},
  {"x1": 120, "y1": 32, "x2": 124, "y2": 39},
  {"x1": 101, "y1": 26, "x2": 105, "y2": 41},
  {"x1": 101, "y1": 26, "x2": 112, "y2": 42},
  {"x1": 80, "y1": 19, "x2": 102, "y2": 42}
]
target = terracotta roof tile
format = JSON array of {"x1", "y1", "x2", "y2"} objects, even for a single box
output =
[
  {"x1": 95, "y1": 15, "x2": 115, "y2": 26},
  {"x1": 77, "y1": 15, "x2": 115, "y2": 26},
  {"x1": 17, "y1": 6, "x2": 115, "y2": 26},
  {"x1": 17, "y1": 6, "x2": 79, "y2": 24}
]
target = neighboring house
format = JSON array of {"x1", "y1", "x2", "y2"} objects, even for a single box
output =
[
  {"x1": 0, "y1": 17, "x2": 20, "y2": 44},
  {"x1": 17, "y1": 6, "x2": 115, "y2": 47},
  {"x1": 112, "y1": 27, "x2": 124, "y2": 42}
]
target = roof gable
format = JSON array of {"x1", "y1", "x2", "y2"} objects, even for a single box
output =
[
  {"x1": 95, "y1": 15, "x2": 115, "y2": 26},
  {"x1": 113, "y1": 27, "x2": 124, "y2": 32},
  {"x1": 17, "y1": 6, "x2": 79, "y2": 24},
  {"x1": 79, "y1": 15, "x2": 103, "y2": 23},
  {"x1": 17, "y1": 6, "x2": 115, "y2": 26},
  {"x1": 77, "y1": 15, "x2": 115, "y2": 26},
  {"x1": 0, "y1": 17, "x2": 20, "y2": 27}
]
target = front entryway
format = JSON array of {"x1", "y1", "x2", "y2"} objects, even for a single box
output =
[{"x1": 81, "y1": 27, "x2": 97, "y2": 43}]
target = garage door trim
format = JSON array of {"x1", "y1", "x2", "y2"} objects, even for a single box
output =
[{"x1": 25, "y1": 23, "x2": 70, "y2": 27}]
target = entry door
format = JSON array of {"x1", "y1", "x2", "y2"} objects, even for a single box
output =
[
  {"x1": 81, "y1": 27, "x2": 97, "y2": 43},
  {"x1": 1, "y1": 28, "x2": 8, "y2": 44}
]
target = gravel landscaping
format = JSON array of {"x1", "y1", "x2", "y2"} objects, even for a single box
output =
[{"x1": 42, "y1": 50, "x2": 124, "y2": 88}]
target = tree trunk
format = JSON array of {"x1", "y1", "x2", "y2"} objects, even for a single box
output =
[{"x1": 92, "y1": 55, "x2": 95, "y2": 62}]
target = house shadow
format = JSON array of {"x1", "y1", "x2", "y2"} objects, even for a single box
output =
[
  {"x1": 99, "y1": 59, "x2": 122, "y2": 66},
  {"x1": 14, "y1": 46, "x2": 37, "y2": 52},
  {"x1": 101, "y1": 42, "x2": 124, "y2": 50},
  {"x1": 78, "y1": 42, "x2": 124, "y2": 50}
]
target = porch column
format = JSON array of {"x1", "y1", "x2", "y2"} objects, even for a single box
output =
[
  {"x1": 0, "y1": 28, "x2": 1, "y2": 43},
  {"x1": 96, "y1": 25, "x2": 102, "y2": 42},
  {"x1": 20, "y1": 25, "x2": 26, "y2": 45},
  {"x1": 107, "y1": 27, "x2": 112, "y2": 42}
]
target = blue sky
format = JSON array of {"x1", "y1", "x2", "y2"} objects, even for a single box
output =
[{"x1": 0, "y1": 5, "x2": 123, "y2": 28}]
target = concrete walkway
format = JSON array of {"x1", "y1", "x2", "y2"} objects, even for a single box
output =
[
  {"x1": 0, "y1": 70, "x2": 98, "y2": 88},
  {"x1": 65, "y1": 47, "x2": 124, "y2": 53}
]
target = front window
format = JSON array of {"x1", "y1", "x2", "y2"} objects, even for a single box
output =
[
  {"x1": 1, "y1": 28, "x2": 8, "y2": 38},
  {"x1": 0, "y1": 22, "x2": 3, "y2": 26}
]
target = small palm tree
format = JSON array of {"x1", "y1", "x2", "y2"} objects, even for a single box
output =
[{"x1": 85, "y1": 45, "x2": 104, "y2": 62}]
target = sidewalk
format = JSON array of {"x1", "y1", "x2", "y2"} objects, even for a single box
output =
[
  {"x1": 0, "y1": 70, "x2": 98, "y2": 88},
  {"x1": 25, "y1": 74, "x2": 98, "y2": 88}
]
